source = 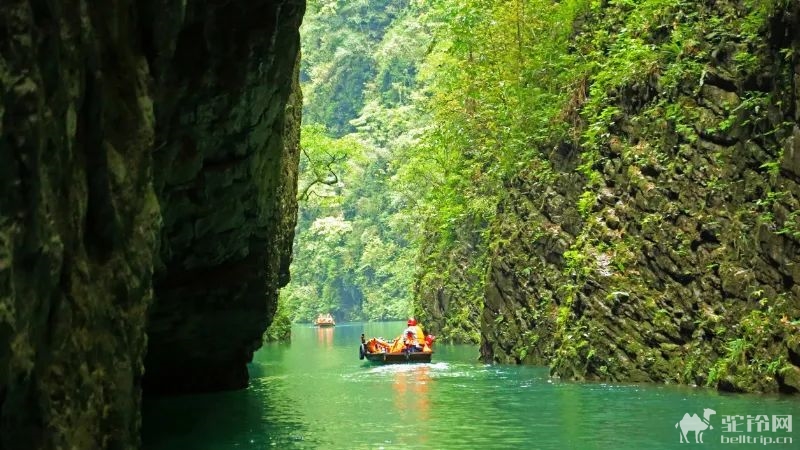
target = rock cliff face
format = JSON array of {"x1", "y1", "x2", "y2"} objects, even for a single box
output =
[
  {"x1": 480, "y1": 0, "x2": 800, "y2": 393},
  {"x1": 0, "y1": 0, "x2": 302, "y2": 448},
  {"x1": 413, "y1": 220, "x2": 485, "y2": 344},
  {"x1": 143, "y1": 0, "x2": 303, "y2": 395}
]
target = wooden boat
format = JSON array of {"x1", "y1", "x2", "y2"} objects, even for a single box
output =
[
  {"x1": 314, "y1": 314, "x2": 335, "y2": 327},
  {"x1": 363, "y1": 350, "x2": 432, "y2": 363},
  {"x1": 359, "y1": 334, "x2": 433, "y2": 364}
]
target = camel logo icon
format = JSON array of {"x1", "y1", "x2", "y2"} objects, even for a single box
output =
[{"x1": 676, "y1": 408, "x2": 716, "y2": 443}]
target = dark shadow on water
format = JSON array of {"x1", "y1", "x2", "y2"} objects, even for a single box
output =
[{"x1": 142, "y1": 369, "x2": 308, "y2": 450}]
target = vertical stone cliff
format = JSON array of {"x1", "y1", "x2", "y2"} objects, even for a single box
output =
[
  {"x1": 143, "y1": 0, "x2": 303, "y2": 395},
  {"x1": 0, "y1": 0, "x2": 303, "y2": 448},
  {"x1": 480, "y1": 0, "x2": 800, "y2": 393},
  {"x1": 413, "y1": 220, "x2": 486, "y2": 344}
]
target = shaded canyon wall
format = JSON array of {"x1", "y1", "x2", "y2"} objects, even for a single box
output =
[
  {"x1": 144, "y1": 0, "x2": 303, "y2": 395},
  {"x1": 0, "y1": 0, "x2": 303, "y2": 448}
]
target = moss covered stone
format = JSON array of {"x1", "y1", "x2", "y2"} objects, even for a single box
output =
[{"x1": 473, "y1": 0, "x2": 800, "y2": 394}]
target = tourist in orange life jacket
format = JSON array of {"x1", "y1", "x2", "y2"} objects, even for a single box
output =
[{"x1": 402, "y1": 318, "x2": 425, "y2": 352}]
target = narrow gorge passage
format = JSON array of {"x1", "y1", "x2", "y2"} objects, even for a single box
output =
[{"x1": 2, "y1": 0, "x2": 799, "y2": 449}]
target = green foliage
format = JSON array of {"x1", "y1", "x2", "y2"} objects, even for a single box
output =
[
  {"x1": 707, "y1": 294, "x2": 797, "y2": 390},
  {"x1": 288, "y1": 0, "x2": 800, "y2": 375},
  {"x1": 301, "y1": 0, "x2": 415, "y2": 136},
  {"x1": 264, "y1": 293, "x2": 293, "y2": 342},
  {"x1": 296, "y1": 123, "x2": 361, "y2": 203},
  {"x1": 397, "y1": 0, "x2": 593, "y2": 341},
  {"x1": 577, "y1": 191, "x2": 597, "y2": 217},
  {"x1": 281, "y1": 1, "x2": 432, "y2": 328},
  {"x1": 280, "y1": 122, "x2": 418, "y2": 325}
]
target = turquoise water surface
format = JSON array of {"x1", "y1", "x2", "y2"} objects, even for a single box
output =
[{"x1": 142, "y1": 322, "x2": 798, "y2": 449}]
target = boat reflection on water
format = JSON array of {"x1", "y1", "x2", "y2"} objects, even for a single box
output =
[
  {"x1": 391, "y1": 365, "x2": 431, "y2": 446},
  {"x1": 316, "y1": 325, "x2": 334, "y2": 348}
]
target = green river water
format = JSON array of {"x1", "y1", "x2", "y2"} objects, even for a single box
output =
[{"x1": 143, "y1": 322, "x2": 798, "y2": 449}]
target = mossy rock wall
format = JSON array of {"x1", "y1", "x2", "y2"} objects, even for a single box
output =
[
  {"x1": 413, "y1": 218, "x2": 486, "y2": 344},
  {"x1": 481, "y1": 0, "x2": 800, "y2": 394}
]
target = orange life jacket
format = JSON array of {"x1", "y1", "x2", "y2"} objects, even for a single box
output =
[
  {"x1": 389, "y1": 337, "x2": 405, "y2": 353},
  {"x1": 412, "y1": 325, "x2": 425, "y2": 343}
]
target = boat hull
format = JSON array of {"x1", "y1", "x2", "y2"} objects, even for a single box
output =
[
  {"x1": 363, "y1": 351, "x2": 432, "y2": 364},
  {"x1": 315, "y1": 322, "x2": 335, "y2": 327}
]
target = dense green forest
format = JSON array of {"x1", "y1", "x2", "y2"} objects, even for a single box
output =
[
  {"x1": 267, "y1": 0, "x2": 429, "y2": 337},
  {"x1": 276, "y1": 0, "x2": 599, "y2": 334},
  {"x1": 268, "y1": 0, "x2": 800, "y2": 394},
  {"x1": 274, "y1": 0, "x2": 519, "y2": 339}
]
